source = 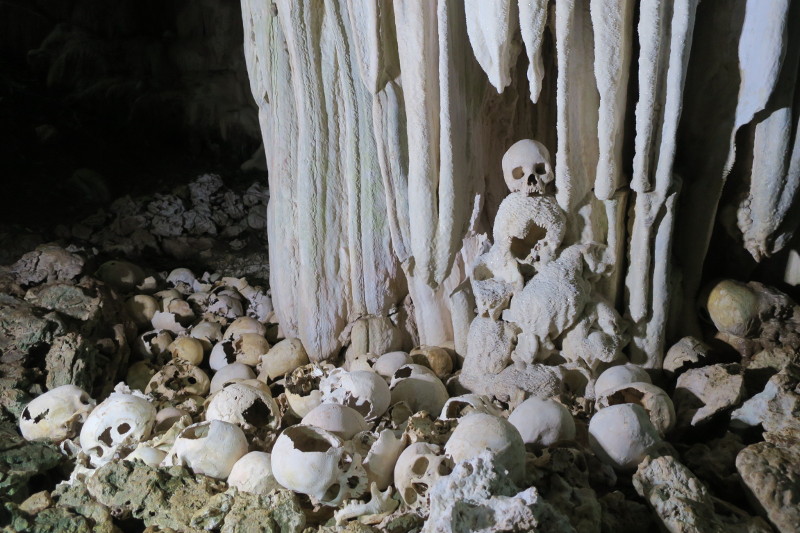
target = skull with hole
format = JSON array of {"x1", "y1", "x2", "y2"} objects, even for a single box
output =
[
  {"x1": 80, "y1": 391, "x2": 157, "y2": 467},
  {"x1": 285, "y1": 363, "x2": 335, "y2": 418},
  {"x1": 205, "y1": 383, "x2": 281, "y2": 447},
  {"x1": 146, "y1": 360, "x2": 210, "y2": 402},
  {"x1": 20, "y1": 385, "x2": 95, "y2": 442},
  {"x1": 389, "y1": 364, "x2": 450, "y2": 418},
  {"x1": 444, "y1": 413, "x2": 526, "y2": 484},
  {"x1": 351, "y1": 429, "x2": 407, "y2": 490},
  {"x1": 320, "y1": 368, "x2": 392, "y2": 421},
  {"x1": 164, "y1": 420, "x2": 248, "y2": 479},
  {"x1": 492, "y1": 193, "x2": 566, "y2": 272},
  {"x1": 271, "y1": 424, "x2": 368, "y2": 507},
  {"x1": 438, "y1": 394, "x2": 501, "y2": 422},
  {"x1": 393, "y1": 442, "x2": 454, "y2": 513},
  {"x1": 501, "y1": 139, "x2": 555, "y2": 196},
  {"x1": 301, "y1": 403, "x2": 369, "y2": 440}
]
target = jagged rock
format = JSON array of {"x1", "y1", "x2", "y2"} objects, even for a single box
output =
[
  {"x1": 525, "y1": 447, "x2": 602, "y2": 533},
  {"x1": 736, "y1": 442, "x2": 800, "y2": 533},
  {"x1": 673, "y1": 364, "x2": 744, "y2": 428},
  {"x1": 634, "y1": 455, "x2": 770, "y2": 533},
  {"x1": 0, "y1": 502, "x2": 101, "y2": 533},
  {"x1": 681, "y1": 432, "x2": 746, "y2": 502},
  {"x1": 0, "y1": 422, "x2": 63, "y2": 504},
  {"x1": 423, "y1": 451, "x2": 575, "y2": 533},
  {"x1": 731, "y1": 364, "x2": 800, "y2": 434},
  {"x1": 82, "y1": 460, "x2": 305, "y2": 532},
  {"x1": 10, "y1": 245, "x2": 84, "y2": 287},
  {"x1": 744, "y1": 347, "x2": 798, "y2": 394}
]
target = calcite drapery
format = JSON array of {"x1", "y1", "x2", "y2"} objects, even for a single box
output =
[{"x1": 242, "y1": 0, "x2": 800, "y2": 365}]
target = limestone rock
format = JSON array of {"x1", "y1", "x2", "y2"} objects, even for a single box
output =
[
  {"x1": 673, "y1": 364, "x2": 745, "y2": 427},
  {"x1": 731, "y1": 363, "x2": 800, "y2": 434},
  {"x1": 10, "y1": 245, "x2": 84, "y2": 287},
  {"x1": 681, "y1": 432, "x2": 746, "y2": 502},
  {"x1": 525, "y1": 447, "x2": 602, "y2": 533},
  {"x1": 597, "y1": 491, "x2": 655, "y2": 533},
  {"x1": 0, "y1": 422, "x2": 63, "y2": 504},
  {"x1": 633, "y1": 454, "x2": 770, "y2": 533},
  {"x1": 423, "y1": 451, "x2": 575, "y2": 533},
  {"x1": 82, "y1": 460, "x2": 305, "y2": 532},
  {"x1": 736, "y1": 441, "x2": 800, "y2": 533},
  {"x1": 744, "y1": 347, "x2": 798, "y2": 395}
]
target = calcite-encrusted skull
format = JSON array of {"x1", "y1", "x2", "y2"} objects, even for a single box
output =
[
  {"x1": 320, "y1": 368, "x2": 392, "y2": 421},
  {"x1": 271, "y1": 424, "x2": 368, "y2": 507},
  {"x1": 79, "y1": 391, "x2": 157, "y2": 467},
  {"x1": 393, "y1": 442, "x2": 454, "y2": 512},
  {"x1": 146, "y1": 360, "x2": 210, "y2": 401},
  {"x1": 501, "y1": 139, "x2": 555, "y2": 196}
]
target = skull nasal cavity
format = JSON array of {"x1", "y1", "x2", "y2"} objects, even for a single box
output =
[
  {"x1": 99, "y1": 427, "x2": 114, "y2": 446},
  {"x1": 242, "y1": 400, "x2": 272, "y2": 426},
  {"x1": 534, "y1": 163, "x2": 546, "y2": 175}
]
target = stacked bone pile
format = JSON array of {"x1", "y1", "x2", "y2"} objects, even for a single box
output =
[
  {"x1": 58, "y1": 173, "x2": 268, "y2": 264},
  {"x1": 2, "y1": 142, "x2": 798, "y2": 533}
]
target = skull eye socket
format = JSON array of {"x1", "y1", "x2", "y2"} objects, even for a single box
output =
[
  {"x1": 117, "y1": 423, "x2": 131, "y2": 434},
  {"x1": 512, "y1": 167, "x2": 525, "y2": 180},
  {"x1": 534, "y1": 163, "x2": 546, "y2": 175},
  {"x1": 411, "y1": 457, "x2": 429, "y2": 475},
  {"x1": 438, "y1": 458, "x2": 454, "y2": 476}
]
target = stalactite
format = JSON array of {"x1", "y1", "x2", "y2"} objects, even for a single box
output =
[{"x1": 242, "y1": 0, "x2": 800, "y2": 368}]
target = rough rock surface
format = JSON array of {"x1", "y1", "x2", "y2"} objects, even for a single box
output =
[
  {"x1": 423, "y1": 451, "x2": 575, "y2": 533},
  {"x1": 736, "y1": 442, "x2": 800, "y2": 533},
  {"x1": 0, "y1": 422, "x2": 63, "y2": 504},
  {"x1": 633, "y1": 455, "x2": 771, "y2": 533},
  {"x1": 681, "y1": 432, "x2": 746, "y2": 502},
  {"x1": 731, "y1": 364, "x2": 800, "y2": 434},
  {"x1": 79, "y1": 461, "x2": 305, "y2": 533},
  {"x1": 673, "y1": 364, "x2": 745, "y2": 428}
]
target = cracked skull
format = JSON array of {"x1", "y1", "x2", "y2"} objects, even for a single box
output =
[
  {"x1": 20, "y1": 385, "x2": 95, "y2": 442},
  {"x1": 393, "y1": 442, "x2": 453, "y2": 512},
  {"x1": 205, "y1": 383, "x2": 281, "y2": 447},
  {"x1": 271, "y1": 424, "x2": 368, "y2": 507},
  {"x1": 501, "y1": 139, "x2": 555, "y2": 196}
]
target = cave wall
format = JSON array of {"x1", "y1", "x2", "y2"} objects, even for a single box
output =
[
  {"x1": 242, "y1": 0, "x2": 800, "y2": 365},
  {"x1": 0, "y1": 0, "x2": 262, "y2": 226}
]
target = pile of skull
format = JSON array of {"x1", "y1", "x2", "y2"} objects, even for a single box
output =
[{"x1": 14, "y1": 140, "x2": 799, "y2": 530}]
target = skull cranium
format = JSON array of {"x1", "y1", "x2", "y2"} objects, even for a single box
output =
[{"x1": 501, "y1": 139, "x2": 555, "y2": 196}]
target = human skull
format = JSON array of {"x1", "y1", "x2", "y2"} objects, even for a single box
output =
[
  {"x1": 507, "y1": 397, "x2": 576, "y2": 448},
  {"x1": 126, "y1": 445, "x2": 167, "y2": 467},
  {"x1": 321, "y1": 369, "x2": 392, "y2": 421},
  {"x1": 233, "y1": 333, "x2": 270, "y2": 366},
  {"x1": 393, "y1": 442, "x2": 453, "y2": 511},
  {"x1": 409, "y1": 346, "x2": 453, "y2": 379},
  {"x1": 146, "y1": 360, "x2": 210, "y2": 401},
  {"x1": 594, "y1": 364, "x2": 651, "y2": 397},
  {"x1": 205, "y1": 383, "x2": 281, "y2": 446},
  {"x1": 596, "y1": 382, "x2": 676, "y2": 436},
  {"x1": 588, "y1": 403, "x2": 662, "y2": 471},
  {"x1": 301, "y1": 403, "x2": 369, "y2": 440},
  {"x1": 20, "y1": 385, "x2": 95, "y2": 442},
  {"x1": 209, "y1": 339, "x2": 237, "y2": 370},
  {"x1": 351, "y1": 429, "x2": 407, "y2": 490},
  {"x1": 227, "y1": 451, "x2": 282, "y2": 494},
  {"x1": 168, "y1": 336, "x2": 204, "y2": 365},
  {"x1": 372, "y1": 352, "x2": 412, "y2": 382},
  {"x1": 438, "y1": 394, "x2": 501, "y2": 422},
  {"x1": 389, "y1": 365, "x2": 450, "y2": 418},
  {"x1": 444, "y1": 413, "x2": 525, "y2": 483},
  {"x1": 164, "y1": 420, "x2": 248, "y2": 479},
  {"x1": 80, "y1": 391, "x2": 157, "y2": 467},
  {"x1": 189, "y1": 320, "x2": 223, "y2": 352},
  {"x1": 223, "y1": 316, "x2": 266, "y2": 340},
  {"x1": 271, "y1": 424, "x2": 368, "y2": 507},
  {"x1": 210, "y1": 363, "x2": 256, "y2": 394},
  {"x1": 501, "y1": 139, "x2": 555, "y2": 196},
  {"x1": 166, "y1": 267, "x2": 196, "y2": 294},
  {"x1": 258, "y1": 338, "x2": 310, "y2": 381},
  {"x1": 125, "y1": 295, "x2": 159, "y2": 330},
  {"x1": 135, "y1": 330, "x2": 173, "y2": 360},
  {"x1": 285, "y1": 363, "x2": 335, "y2": 417}
]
